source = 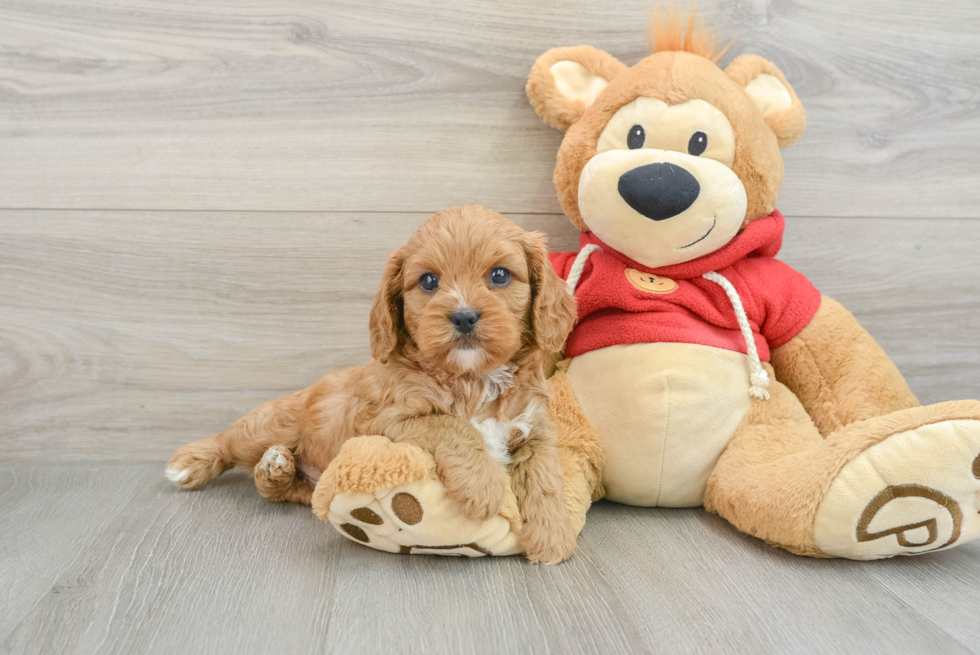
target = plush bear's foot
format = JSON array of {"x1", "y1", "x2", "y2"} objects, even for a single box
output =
[
  {"x1": 815, "y1": 408, "x2": 980, "y2": 559},
  {"x1": 312, "y1": 436, "x2": 522, "y2": 557}
]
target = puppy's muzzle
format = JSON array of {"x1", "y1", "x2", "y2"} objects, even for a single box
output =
[
  {"x1": 450, "y1": 308, "x2": 480, "y2": 335},
  {"x1": 617, "y1": 162, "x2": 700, "y2": 221}
]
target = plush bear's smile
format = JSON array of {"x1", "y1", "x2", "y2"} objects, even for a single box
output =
[
  {"x1": 577, "y1": 146, "x2": 747, "y2": 269},
  {"x1": 680, "y1": 216, "x2": 716, "y2": 249}
]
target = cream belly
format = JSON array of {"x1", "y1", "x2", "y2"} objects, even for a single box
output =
[{"x1": 567, "y1": 343, "x2": 753, "y2": 507}]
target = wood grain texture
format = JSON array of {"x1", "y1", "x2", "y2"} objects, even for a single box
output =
[
  {"x1": 0, "y1": 462, "x2": 148, "y2": 644},
  {"x1": 1, "y1": 0, "x2": 978, "y2": 216},
  {"x1": 2, "y1": 463, "x2": 979, "y2": 655},
  {"x1": 0, "y1": 209, "x2": 977, "y2": 460}
]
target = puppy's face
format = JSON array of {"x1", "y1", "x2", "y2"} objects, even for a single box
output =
[{"x1": 370, "y1": 205, "x2": 576, "y2": 375}]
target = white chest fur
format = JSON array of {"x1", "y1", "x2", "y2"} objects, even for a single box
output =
[{"x1": 471, "y1": 401, "x2": 539, "y2": 467}]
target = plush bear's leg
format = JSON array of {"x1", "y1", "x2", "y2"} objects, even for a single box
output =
[
  {"x1": 706, "y1": 366, "x2": 980, "y2": 559},
  {"x1": 770, "y1": 296, "x2": 920, "y2": 436},
  {"x1": 704, "y1": 368, "x2": 828, "y2": 556}
]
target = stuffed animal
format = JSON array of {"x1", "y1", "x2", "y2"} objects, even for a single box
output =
[{"x1": 315, "y1": 7, "x2": 980, "y2": 560}]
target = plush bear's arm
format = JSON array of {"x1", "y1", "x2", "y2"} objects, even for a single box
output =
[{"x1": 769, "y1": 296, "x2": 919, "y2": 436}]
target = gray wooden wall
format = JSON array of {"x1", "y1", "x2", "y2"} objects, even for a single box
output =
[{"x1": 2, "y1": 0, "x2": 978, "y2": 460}]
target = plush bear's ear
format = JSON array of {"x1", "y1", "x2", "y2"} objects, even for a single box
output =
[
  {"x1": 527, "y1": 46, "x2": 628, "y2": 130},
  {"x1": 726, "y1": 54, "x2": 806, "y2": 147}
]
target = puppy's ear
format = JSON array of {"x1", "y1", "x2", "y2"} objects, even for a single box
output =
[
  {"x1": 526, "y1": 46, "x2": 628, "y2": 131},
  {"x1": 523, "y1": 232, "x2": 577, "y2": 354},
  {"x1": 726, "y1": 54, "x2": 806, "y2": 147},
  {"x1": 369, "y1": 248, "x2": 404, "y2": 364}
]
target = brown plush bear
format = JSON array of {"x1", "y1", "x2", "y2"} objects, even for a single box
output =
[{"x1": 315, "y1": 9, "x2": 980, "y2": 559}]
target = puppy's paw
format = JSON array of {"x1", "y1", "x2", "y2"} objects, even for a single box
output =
[
  {"x1": 258, "y1": 446, "x2": 293, "y2": 478},
  {"x1": 166, "y1": 439, "x2": 226, "y2": 490},
  {"x1": 442, "y1": 465, "x2": 507, "y2": 522},
  {"x1": 519, "y1": 508, "x2": 578, "y2": 565},
  {"x1": 254, "y1": 446, "x2": 296, "y2": 501}
]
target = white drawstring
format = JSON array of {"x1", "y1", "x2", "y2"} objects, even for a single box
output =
[
  {"x1": 702, "y1": 271, "x2": 770, "y2": 400},
  {"x1": 566, "y1": 244, "x2": 602, "y2": 293},
  {"x1": 564, "y1": 246, "x2": 769, "y2": 401}
]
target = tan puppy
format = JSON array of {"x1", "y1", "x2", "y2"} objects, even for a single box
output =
[{"x1": 166, "y1": 205, "x2": 579, "y2": 563}]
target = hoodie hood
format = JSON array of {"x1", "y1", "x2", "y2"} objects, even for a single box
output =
[{"x1": 579, "y1": 210, "x2": 785, "y2": 280}]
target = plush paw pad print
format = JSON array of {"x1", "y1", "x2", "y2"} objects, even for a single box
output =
[
  {"x1": 328, "y1": 481, "x2": 519, "y2": 557},
  {"x1": 856, "y1": 484, "x2": 966, "y2": 550},
  {"x1": 815, "y1": 418, "x2": 980, "y2": 559},
  {"x1": 313, "y1": 436, "x2": 522, "y2": 557}
]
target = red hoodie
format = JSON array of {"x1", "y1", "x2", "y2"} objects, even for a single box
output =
[{"x1": 548, "y1": 210, "x2": 821, "y2": 361}]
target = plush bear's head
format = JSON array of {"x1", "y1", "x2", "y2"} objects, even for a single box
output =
[{"x1": 526, "y1": 8, "x2": 806, "y2": 269}]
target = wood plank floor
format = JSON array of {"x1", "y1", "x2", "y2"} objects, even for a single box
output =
[{"x1": 2, "y1": 462, "x2": 979, "y2": 655}]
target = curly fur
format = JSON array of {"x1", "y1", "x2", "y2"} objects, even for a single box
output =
[{"x1": 167, "y1": 204, "x2": 580, "y2": 563}]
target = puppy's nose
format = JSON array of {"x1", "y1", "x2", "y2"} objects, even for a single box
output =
[
  {"x1": 618, "y1": 162, "x2": 700, "y2": 221},
  {"x1": 450, "y1": 308, "x2": 480, "y2": 334}
]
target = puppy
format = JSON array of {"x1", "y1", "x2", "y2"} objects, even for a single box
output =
[{"x1": 166, "y1": 204, "x2": 580, "y2": 563}]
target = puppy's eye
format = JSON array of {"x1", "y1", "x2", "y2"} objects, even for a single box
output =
[
  {"x1": 489, "y1": 267, "x2": 511, "y2": 288},
  {"x1": 688, "y1": 131, "x2": 707, "y2": 156},
  {"x1": 627, "y1": 124, "x2": 645, "y2": 150},
  {"x1": 419, "y1": 273, "x2": 439, "y2": 292}
]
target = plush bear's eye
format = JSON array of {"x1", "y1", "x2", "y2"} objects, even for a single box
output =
[
  {"x1": 627, "y1": 124, "x2": 645, "y2": 150},
  {"x1": 688, "y1": 131, "x2": 708, "y2": 156},
  {"x1": 419, "y1": 273, "x2": 439, "y2": 292}
]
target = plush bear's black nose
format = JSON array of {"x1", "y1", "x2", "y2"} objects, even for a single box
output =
[
  {"x1": 450, "y1": 308, "x2": 480, "y2": 334},
  {"x1": 618, "y1": 162, "x2": 700, "y2": 221}
]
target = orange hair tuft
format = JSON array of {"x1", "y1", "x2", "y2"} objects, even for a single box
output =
[{"x1": 647, "y1": 3, "x2": 731, "y2": 63}]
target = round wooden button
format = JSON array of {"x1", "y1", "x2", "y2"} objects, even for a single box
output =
[{"x1": 625, "y1": 268, "x2": 679, "y2": 294}]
